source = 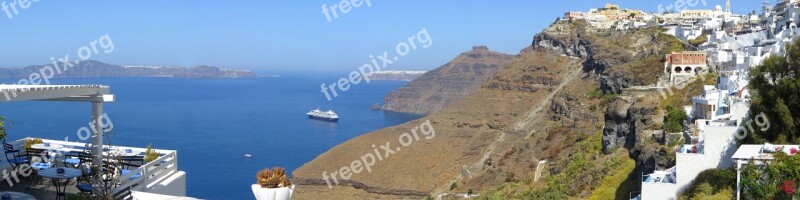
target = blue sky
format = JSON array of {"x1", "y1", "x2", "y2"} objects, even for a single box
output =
[{"x1": 0, "y1": 0, "x2": 765, "y2": 72}]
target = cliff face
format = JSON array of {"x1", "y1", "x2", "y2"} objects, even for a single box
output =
[
  {"x1": 294, "y1": 20, "x2": 682, "y2": 199},
  {"x1": 532, "y1": 21, "x2": 683, "y2": 93},
  {"x1": 382, "y1": 46, "x2": 516, "y2": 115},
  {"x1": 366, "y1": 71, "x2": 426, "y2": 81},
  {"x1": 0, "y1": 60, "x2": 256, "y2": 80}
]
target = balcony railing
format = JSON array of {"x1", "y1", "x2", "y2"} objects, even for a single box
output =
[{"x1": 3, "y1": 138, "x2": 178, "y2": 197}]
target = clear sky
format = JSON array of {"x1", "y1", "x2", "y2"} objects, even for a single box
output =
[{"x1": 0, "y1": 0, "x2": 766, "y2": 72}]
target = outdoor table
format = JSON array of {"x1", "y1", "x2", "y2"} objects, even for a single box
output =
[
  {"x1": 0, "y1": 191, "x2": 36, "y2": 200},
  {"x1": 119, "y1": 148, "x2": 144, "y2": 157},
  {"x1": 31, "y1": 143, "x2": 66, "y2": 159},
  {"x1": 31, "y1": 143, "x2": 64, "y2": 151},
  {"x1": 38, "y1": 168, "x2": 82, "y2": 200}
]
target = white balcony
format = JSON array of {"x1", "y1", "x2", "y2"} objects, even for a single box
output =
[
  {"x1": 0, "y1": 138, "x2": 187, "y2": 199},
  {"x1": 0, "y1": 84, "x2": 191, "y2": 199}
]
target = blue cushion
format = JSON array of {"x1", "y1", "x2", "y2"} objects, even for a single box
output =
[
  {"x1": 76, "y1": 184, "x2": 92, "y2": 192},
  {"x1": 31, "y1": 162, "x2": 52, "y2": 170},
  {"x1": 63, "y1": 158, "x2": 80, "y2": 164}
]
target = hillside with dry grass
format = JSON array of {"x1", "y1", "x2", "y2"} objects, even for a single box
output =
[
  {"x1": 292, "y1": 19, "x2": 688, "y2": 200},
  {"x1": 382, "y1": 46, "x2": 516, "y2": 115}
]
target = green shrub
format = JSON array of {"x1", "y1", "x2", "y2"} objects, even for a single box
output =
[
  {"x1": 679, "y1": 169, "x2": 735, "y2": 200},
  {"x1": 0, "y1": 116, "x2": 7, "y2": 141},
  {"x1": 599, "y1": 94, "x2": 618, "y2": 108},
  {"x1": 520, "y1": 187, "x2": 568, "y2": 200},
  {"x1": 587, "y1": 88, "x2": 602, "y2": 99},
  {"x1": 688, "y1": 34, "x2": 709, "y2": 46},
  {"x1": 746, "y1": 38, "x2": 800, "y2": 143},
  {"x1": 664, "y1": 105, "x2": 686, "y2": 133}
]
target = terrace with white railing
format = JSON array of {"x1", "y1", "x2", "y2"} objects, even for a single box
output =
[
  {"x1": 0, "y1": 84, "x2": 193, "y2": 199},
  {"x1": 0, "y1": 138, "x2": 187, "y2": 199}
]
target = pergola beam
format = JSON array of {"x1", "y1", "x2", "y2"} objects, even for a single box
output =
[
  {"x1": 37, "y1": 94, "x2": 116, "y2": 102},
  {"x1": 0, "y1": 85, "x2": 110, "y2": 102}
]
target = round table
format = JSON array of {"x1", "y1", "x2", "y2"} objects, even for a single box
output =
[
  {"x1": 30, "y1": 143, "x2": 64, "y2": 151},
  {"x1": 38, "y1": 168, "x2": 83, "y2": 200},
  {"x1": 0, "y1": 191, "x2": 35, "y2": 200},
  {"x1": 117, "y1": 148, "x2": 144, "y2": 157}
]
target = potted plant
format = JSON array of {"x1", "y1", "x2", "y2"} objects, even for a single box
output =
[
  {"x1": 0, "y1": 116, "x2": 8, "y2": 142},
  {"x1": 252, "y1": 167, "x2": 294, "y2": 200},
  {"x1": 144, "y1": 144, "x2": 160, "y2": 163},
  {"x1": 22, "y1": 138, "x2": 43, "y2": 149}
]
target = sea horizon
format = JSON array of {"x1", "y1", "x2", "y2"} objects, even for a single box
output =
[{"x1": 0, "y1": 76, "x2": 420, "y2": 199}]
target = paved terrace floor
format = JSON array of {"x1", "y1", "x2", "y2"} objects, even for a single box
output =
[{"x1": 0, "y1": 173, "x2": 85, "y2": 199}]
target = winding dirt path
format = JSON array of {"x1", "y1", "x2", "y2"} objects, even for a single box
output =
[{"x1": 513, "y1": 64, "x2": 583, "y2": 132}]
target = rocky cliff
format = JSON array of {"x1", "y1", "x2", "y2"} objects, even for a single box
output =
[
  {"x1": 0, "y1": 60, "x2": 256, "y2": 80},
  {"x1": 293, "y1": 20, "x2": 684, "y2": 199},
  {"x1": 382, "y1": 46, "x2": 516, "y2": 115},
  {"x1": 366, "y1": 71, "x2": 426, "y2": 81}
]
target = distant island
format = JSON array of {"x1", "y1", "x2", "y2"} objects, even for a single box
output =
[
  {"x1": 366, "y1": 70, "x2": 426, "y2": 81},
  {"x1": 0, "y1": 60, "x2": 258, "y2": 80}
]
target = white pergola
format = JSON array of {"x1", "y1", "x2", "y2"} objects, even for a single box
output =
[{"x1": 0, "y1": 85, "x2": 115, "y2": 167}]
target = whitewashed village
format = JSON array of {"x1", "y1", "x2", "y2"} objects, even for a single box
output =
[{"x1": 563, "y1": 0, "x2": 800, "y2": 199}]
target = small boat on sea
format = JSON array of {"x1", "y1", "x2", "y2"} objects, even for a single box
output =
[{"x1": 307, "y1": 109, "x2": 339, "y2": 122}]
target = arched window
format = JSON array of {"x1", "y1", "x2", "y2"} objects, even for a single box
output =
[
  {"x1": 684, "y1": 67, "x2": 692, "y2": 73},
  {"x1": 675, "y1": 67, "x2": 683, "y2": 73}
]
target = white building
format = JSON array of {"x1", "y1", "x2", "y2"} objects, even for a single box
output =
[
  {"x1": 640, "y1": 0, "x2": 800, "y2": 199},
  {"x1": 641, "y1": 88, "x2": 747, "y2": 200}
]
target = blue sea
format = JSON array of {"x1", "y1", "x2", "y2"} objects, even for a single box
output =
[{"x1": 0, "y1": 75, "x2": 420, "y2": 199}]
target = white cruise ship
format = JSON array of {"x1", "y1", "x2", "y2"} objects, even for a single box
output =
[{"x1": 307, "y1": 109, "x2": 339, "y2": 122}]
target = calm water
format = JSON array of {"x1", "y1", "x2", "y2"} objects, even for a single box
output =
[{"x1": 0, "y1": 75, "x2": 420, "y2": 199}]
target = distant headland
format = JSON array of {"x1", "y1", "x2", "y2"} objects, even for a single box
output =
[{"x1": 0, "y1": 60, "x2": 258, "y2": 80}]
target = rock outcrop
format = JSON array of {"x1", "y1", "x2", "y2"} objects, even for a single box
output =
[
  {"x1": 382, "y1": 46, "x2": 516, "y2": 115},
  {"x1": 603, "y1": 95, "x2": 677, "y2": 176},
  {"x1": 366, "y1": 71, "x2": 426, "y2": 81},
  {"x1": 602, "y1": 97, "x2": 658, "y2": 153}
]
